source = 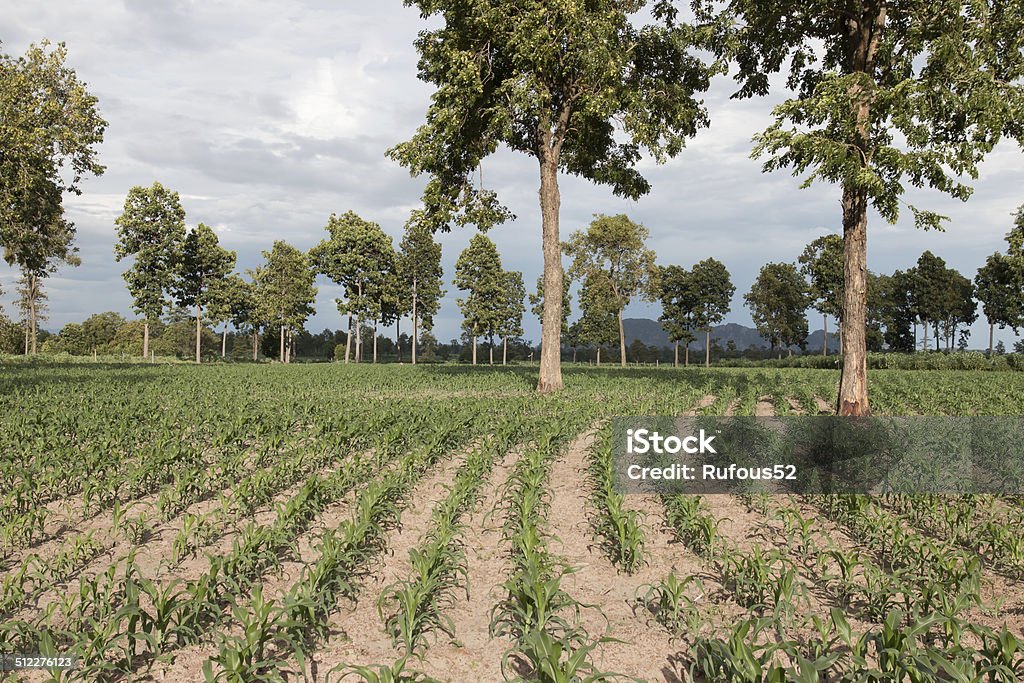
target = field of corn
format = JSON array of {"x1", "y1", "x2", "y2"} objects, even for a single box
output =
[{"x1": 2, "y1": 362, "x2": 1024, "y2": 682}]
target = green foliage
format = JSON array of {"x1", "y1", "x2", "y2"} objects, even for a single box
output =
[
  {"x1": 744, "y1": 263, "x2": 812, "y2": 353},
  {"x1": 659, "y1": 258, "x2": 735, "y2": 352},
  {"x1": 174, "y1": 224, "x2": 236, "y2": 313},
  {"x1": 573, "y1": 273, "x2": 619, "y2": 351},
  {"x1": 454, "y1": 234, "x2": 506, "y2": 343},
  {"x1": 252, "y1": 241, "x2": 317, "y2": 333},
  {"x1": 798, "y1": 235, "x2": 844, "y2": 320},
  {"x1": 565, "y1": 215, "x2": 658, "y2": 316},
  {"x1": 311, "y1": 211, "x2": 397, "y2": 329},
  {"x1": 498, "y1": 270, "x2": 527, "y2": 341},
  {"x1": 114, "y1": 182, "x2": 187, "y2": 322},
  {"x1": 388, "y1": 1, "x2": 716, "y2": 229},
  {"x1": 396, "y1": 212, "x2": 445, "y2": 331},
  {"x1": 723, "y1": 0, "x2": 1024, "y2": 230},
  {"x1": 0, "y1": 40, "x2": 105, "y2": 276}
]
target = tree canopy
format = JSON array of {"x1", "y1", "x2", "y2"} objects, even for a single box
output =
[
  {"x1": 1, "y1": 41, "x2": 106, "y2": 278},
  {"x1": 564, "y1": 214, "x2": 658, "y2": 366},
  {"x1": 744, "y1": 262, "x2": 811, "y2": 355}
]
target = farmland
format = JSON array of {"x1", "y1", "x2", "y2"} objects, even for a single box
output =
[{"x1": 2, "y1": 363, "x2": 1024, "y2": 682}]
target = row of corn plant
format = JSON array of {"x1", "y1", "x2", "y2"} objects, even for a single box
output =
[
  {"x1": 200, "y1": 404, "x2": 488, "y2": 682},
  {"x1": 584, "y1": 426, "x2": 646, "y2": 574}
]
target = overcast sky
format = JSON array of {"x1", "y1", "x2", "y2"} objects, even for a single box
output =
[{"x1": 4, "y1": 2, "x2": 1023, "y2": 348}]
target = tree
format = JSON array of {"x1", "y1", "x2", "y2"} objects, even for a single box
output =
[
  {"x1": 719, "y1": 0, "x2": 1024, "y2": 414},
  {"x1": 172, "y1": 224, "x2": 235, "y2": 364},
  {"x1": 910, "y1": 251, "x2": 946, "y2": 351},
  {"x1": 80, "y1": 312, "x2": 125, "y2": 353},
  {"x1": 252, "y1": 242, "x2": 317, "y2": 363},
  {"x1": 657, "y1": 265, "x2": 698, "y2": 366},
  {"x1": 497, "y1": 270, "x2": 526, "y2": 365},
  {"x1": 975, "y1": 209, "x2": 1024, "y2": 356},
  {"x1": 575, "y1": 272, "x2": 620, "y2": 366},
  {"x1": 744, "y1": 262, "x2": 811, "y2": 357},
  {"x1": 872, "y1": 270, "x2": 915, "y2": 352},
  {"x1": 396, "y1": 212, "x2": 445, "y2": 365},
  {"x1": 1, "y1": 41, "x2": 105, "y2": 324},
  {"x1": 798, "y1": 235, "x2": 844, "y2": 356},
  {"x1": 208, "y1": 274, "x2": 256, "y2": 359},
  {"x1": 938, "y1": 269, "x2": 977, "y2": 352},
  {"x1": 311, "y1": 211, "x2": 395, "y2": 364},
  {"x1": 689, "y1": 258, "x2": 734, "y2": 367},
  {"x1": 564, "y1": 214, "x2": 658, "y2": 367},
  {"x1": 16, "y1": 271, "x2": 48, "y2": 354},
  {"x1": 390, "y1": 2, "x2": 717, "y2": 392},
  {"x1": 114, "y1": 182, "x2": 186, "y2": 358},
  {"x1": 454, "y1": 234, "x2": 505, "y2": 365},
  {"x1": 976, "y1": 253, "x2": 1022, "y2": 354}
]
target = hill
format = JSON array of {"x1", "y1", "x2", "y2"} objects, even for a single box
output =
[{"x1": 622, "y1": 318, "x2": 840, "y2": 352}]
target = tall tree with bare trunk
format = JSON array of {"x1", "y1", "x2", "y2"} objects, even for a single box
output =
[
  {"x1": 711, "y1": 0, "x2": 1024, "y2": 414},
  {"x1": 390, "y1": 1, "x2": 717, "y2": 391}
]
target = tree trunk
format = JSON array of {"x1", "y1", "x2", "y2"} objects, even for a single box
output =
[
  {"x1": 355, "y1": 283, "x2": 362, "y2": 363},
  {"x1": 503, "y1": 337, "x2": 508, "y2": 365},
  {"x1": 685, "y1": 343, "x2": 689, "y2": 367},
  {"x1": 537, "y1": 152, "x2": 564, "y2": 392},
  {"x1": 596, "y1": 347, "x2": 601, "y2": 367},
  {"x1": 572, "y1": 346, "x2": 577, "y2": 363},
  {"x1": 345, "y1": 315, "x2": 352, "y2": 364},
  {"x1": 489, "y1": 341, "x2": 494, "y2": 366},
  {"x1": 279, "y1": 324, "x2": 285, "y2": 362},
  {"x1": 837, "y1": 182, "x2": 870, "y2": 415},
  {"x1": 705, "y1": 329, "x2": 711, "y2": 368},
  {"x1": 253, "y1": 329, "x2": 258, "y2": 362},
  {"x1": 222, "y1": 326, "x2": 227, "y2": 358},
  {"x1": 396, "y1": 316, "x2": 401, "y2": 363},
  {"x1": 617, "y1": 307, "x2": 626, "y2": 368},
  {"x1": 913, "y1": 322, "x2": 917, "y2": 351},
  {"x1": 823, "y1": 314, "x2": 828, "y2": 356},
  {"x1": 28, "y1": 274, "x2": 37, "y2": 355},
  {"x1": 674, "y1": 342, "x2": 678, "y2": 368},
  {"x1": 412, "y1": 277, "x2": 418, "y2": 365},
  {"x1": 195, "y1": 303, "x2": 202, "y2": 364},
  {"x1": 923, "y1": 319, "x2": 928, "y2": 351},
  {"x1": 143, "y1": 321, "x2": 150, "y2": 359},
  {"x1": 788, "y1": 346, "x2": 793, "y2": 357},
  {"x1": 989, "y1": 322, "x2": 994, "y2": 356},
  {"x1": 935, "y1": 323, "x2": 940, "y2": 351},
  {"x1": 373, "y1": 320, "x2": 378, "y2": 364},
  {"x1": 472, "y1": 335, "x2": 477, "y2": 365}
]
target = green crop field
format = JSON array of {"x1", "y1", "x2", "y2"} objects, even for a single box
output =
[{"x1": 2, "y1": 362, "x2": 1024, "y2": 682}]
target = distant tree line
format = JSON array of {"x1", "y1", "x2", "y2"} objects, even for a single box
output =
[{"x1": 6, "y1": 203, "x2": 1024, "y2": 366}]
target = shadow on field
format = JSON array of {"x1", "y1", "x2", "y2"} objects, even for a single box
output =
[
  {"x1": 0, "y1": 361, "x2": 166, "y2": 394},
  {"x1": 419, "y1": 362, "x2": 739, "y2": 394},
  {"x1": 418, "y1": 363, "x2": 539, "y2": 389}
]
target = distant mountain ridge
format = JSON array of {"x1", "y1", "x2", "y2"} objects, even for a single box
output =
[{"x1": 622, "y1": 318, "x2": 840, "y2": 352}]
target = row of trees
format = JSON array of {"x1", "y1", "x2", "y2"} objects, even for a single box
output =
[
  {"x1": 113, "y1": 182, "x2": 319, "y2": 364},
  {"x1": 742, "y1": 212, "x2": 1024, "y2": 358},
  {"x1": 15, "y1": 198, "x2": 1023, "y2": 367}
]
